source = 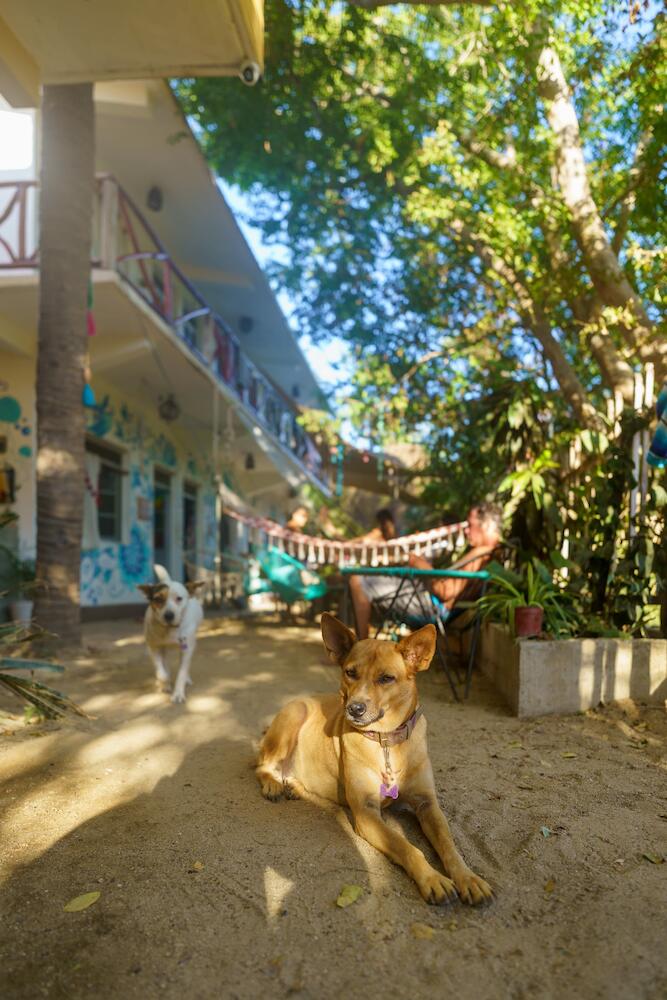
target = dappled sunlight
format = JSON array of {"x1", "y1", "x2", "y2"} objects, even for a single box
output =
[
  {"x1": 263, "y1": 865, "x2": 293, "y2": 923},
  {"x1": 0, "y1": 614, "x2": 335, "y2": 878},
  {"x1": 113, "y1": 634, "x2": 145, "y2": 648},
  {"x1": 75, "y1": 719, "x2": 166, "y2": 766},
  {"x1": 184, "y1": 694, "x2": 228, "y2": 714}
]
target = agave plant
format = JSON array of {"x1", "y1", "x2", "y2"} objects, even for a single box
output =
[{"x1": 477, "y1": 560, "x2": 580, "y2": 638}]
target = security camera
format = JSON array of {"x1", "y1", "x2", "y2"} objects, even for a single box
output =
[{"x1": 239, "y1": 61, "x2": 261, "y2": 86}]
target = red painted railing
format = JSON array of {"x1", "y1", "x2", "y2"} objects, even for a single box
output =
[
  {"x1": 0, "y1": 180, "x2": 38, "y2": 267},
  {"x1": 0, "y1": 175, "x2": 324, "y2": 486}
]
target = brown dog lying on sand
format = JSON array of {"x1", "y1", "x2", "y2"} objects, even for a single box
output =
[{"x1": 257, "y1": 613, "x2": 492, "y2": 906}]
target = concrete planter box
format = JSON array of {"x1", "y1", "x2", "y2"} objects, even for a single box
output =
[{"x1": 478, "y1": 622, "x2": 667, "y2": 717}]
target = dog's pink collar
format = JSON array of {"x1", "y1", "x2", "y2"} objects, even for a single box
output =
[{"x1": 357, "y1": 706, "x2": 423, "y2": 748}]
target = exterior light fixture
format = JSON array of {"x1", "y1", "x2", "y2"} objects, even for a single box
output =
[
  {"x1": 147, "y1": 186, "x2": 163, "y2": 212},
  {"x1": 158, "y1": 394, "x2": 180, "y2": 422}
]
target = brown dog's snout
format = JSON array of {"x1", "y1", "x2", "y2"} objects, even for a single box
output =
[{"x1": 347, "y1": 701, "x2": 367, "y2": 719}]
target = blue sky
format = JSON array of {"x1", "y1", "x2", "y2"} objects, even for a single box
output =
[{"x1": 219, "y1": 180, "x2": 354, "y2": 397}]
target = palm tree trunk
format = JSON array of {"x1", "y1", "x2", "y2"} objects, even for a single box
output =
[{"x1": 34, "y1": 84, "x2": 95, "y2": 644}]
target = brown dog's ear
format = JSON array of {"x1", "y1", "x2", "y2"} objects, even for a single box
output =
[
  {"x1": 321, "y1": 612, "x2": 357, "y2": 665},
  {"x1": 137, "y1": 584, "x2": 155, "y2": 600},
  {"x1": 397, "y1": 624, "x2": 437, "y2": 674},
  {"x1": 186, "y1": 580, "x2": 206, "y2": 596}
]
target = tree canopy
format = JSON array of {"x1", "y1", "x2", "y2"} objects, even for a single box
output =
[
  {"x1": 175, "y1": 0, "x2": 666, "y2": 632},
  {"x1": 177, "y1": 0, "x2": 665, "y2": 421}
]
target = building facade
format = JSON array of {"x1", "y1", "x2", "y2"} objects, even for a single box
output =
[{"x1": 0, "y1": 81, "x2": 329, "y2": 613}]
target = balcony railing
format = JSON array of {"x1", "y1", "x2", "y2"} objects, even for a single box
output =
[{"x1": 0, "y1": 175, "x2": 324, "y2": 486}]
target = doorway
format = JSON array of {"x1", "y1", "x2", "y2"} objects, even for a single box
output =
[
  {"x1": 183, "y1": 480, "x2": 198, "y2": 581},
  {"x1": 153, "y1": 469, "x2": 172, "y2": 572}
]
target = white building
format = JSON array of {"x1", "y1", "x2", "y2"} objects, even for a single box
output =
[{"x1": 0, "y1": 80, "x2": 329, "y2": 615}]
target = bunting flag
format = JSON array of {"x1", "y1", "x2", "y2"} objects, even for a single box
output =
[{"x1": 222, "y1": 506, "x2": 466, "y2": 568}]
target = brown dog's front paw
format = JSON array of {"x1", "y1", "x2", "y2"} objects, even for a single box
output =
[
  {"x1": 417, "y1": 869, "x2": 458, "y2": 906},
  {"x1": 454, "y1": 870, "x2": 493, "y2": 906},
  {"x1": 258, "y1": 772, "x2": 284, "y2": 801}
]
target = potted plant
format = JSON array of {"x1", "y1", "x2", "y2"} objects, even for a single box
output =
[
  {"x1": 478, "y1": 561, "x2": 579, "y2": 638},
  {"x1": 0, "y1": 545, "x2": 36, "y2": 625},
  {"x1": 7, "y1": 557, "x2": 37, "y2": 625}
]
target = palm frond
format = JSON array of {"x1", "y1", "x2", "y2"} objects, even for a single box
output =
[{"x1": 0, "y1": 673, "x2": 90, "y2": 720}]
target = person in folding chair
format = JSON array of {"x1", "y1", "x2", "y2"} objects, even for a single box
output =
[{"x1": 346, "y1": 502, "x2": 503, "y2": 698}]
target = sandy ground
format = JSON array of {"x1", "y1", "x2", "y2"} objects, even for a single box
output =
[{"x1": 1, "y1": 614, "x2": 666, "y2": 1000}]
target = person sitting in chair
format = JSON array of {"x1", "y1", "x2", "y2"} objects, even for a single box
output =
[
  {"x1": 356, "y1": 507, "x2": 397, "y2": 544},
  {"x1": 285, "y1": 504, "x2": 311, "y2": 534},
  {"x1": 348, "y1": 502, "x2": 503, "y2": 639}
]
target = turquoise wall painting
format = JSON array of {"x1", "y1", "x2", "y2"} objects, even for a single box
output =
[{"x1": 81, "y1": 389, "x2": 216, "y2": 606}]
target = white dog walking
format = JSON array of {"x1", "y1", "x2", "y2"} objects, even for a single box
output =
[{"x1": 138, "y1": 565, "x2": 205, "y2": 703}]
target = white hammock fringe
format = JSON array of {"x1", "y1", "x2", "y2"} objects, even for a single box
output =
[{"x1": 223, "y1": 506, "x2": 467, "y2": 568}]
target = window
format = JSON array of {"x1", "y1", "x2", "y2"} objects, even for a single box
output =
[{"x1": 86, "y1": 440, "x2": 124, "y2": 542}]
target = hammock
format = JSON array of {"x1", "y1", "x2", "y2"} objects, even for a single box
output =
[{"x1": 223, "y1": 507, "x2": 466, "y2": 568}]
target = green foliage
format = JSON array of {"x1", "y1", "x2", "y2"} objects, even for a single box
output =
[
  {"x1": 0, "y1": 511, "x2": 36, "y2": 599},
  {"x1": 175, "y1": 0, "x2": 666, "y2": 637},
  {"x1": 478, "y1": 559, "x2": 580, "y2": 637},
  {"x1": 0, "y1": 518, "x2": 86, "y2": 720}
]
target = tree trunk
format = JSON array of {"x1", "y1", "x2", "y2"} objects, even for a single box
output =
[
  {"x1": 34, "y1": 84, "x2": 95, "y2": 645},
  {"x1": 534, "y1": 29, "x2": 667, "y2": 380},
  {"x1": 449, "y1": 220, "x2": 604, "y2": 430}
]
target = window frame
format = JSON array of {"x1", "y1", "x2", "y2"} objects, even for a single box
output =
[{"x1": 86, "y1": 439, "x2": 125, "y2": 543}]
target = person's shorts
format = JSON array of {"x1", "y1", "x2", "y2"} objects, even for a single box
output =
[{"x1": 358, "y1": 574, "x2": 450, "y2": 624}]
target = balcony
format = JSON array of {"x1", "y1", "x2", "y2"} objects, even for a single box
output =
[{"x1": 0, "y1": 174, "x2": 326, "y2": 490}]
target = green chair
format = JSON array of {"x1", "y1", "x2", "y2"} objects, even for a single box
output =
[{"x1": 251, "y1": 547, "x2": 327, "y2": 607}]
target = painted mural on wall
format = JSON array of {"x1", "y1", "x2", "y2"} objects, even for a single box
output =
[
  {"x1": 0, "y1": 383, "x2": 33, "y2": 502},
  {"x1": 81, "y1": 387, "x2": 217, "y2": 606},
  {"x1": 0, "y1": 374, "x2": 35, "y2": 559}
]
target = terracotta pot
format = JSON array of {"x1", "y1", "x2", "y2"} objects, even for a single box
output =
[{"x1": 514, "y1": 605, "x2": 544, "y2": 638}]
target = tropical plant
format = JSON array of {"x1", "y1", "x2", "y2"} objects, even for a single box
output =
[
  {"x1": 0, "y1": 515, "x2": 86, "y2": 720},
  {"x1": 0, "y1": 512, "x2": 37, "y2": 601},
  {"x1": 0, "y1": 621, "x2": 88, "y2": 720},
  {"x1": 0, "y1": 554, "x2": 36, "y2": 599},
  {"x1": 478, "y1": 560, "x2": 579, "y2": 638}
]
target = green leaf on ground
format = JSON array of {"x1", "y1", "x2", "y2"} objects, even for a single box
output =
[
  {"x1": 561, "y1": 752, "x2": 577, "y2": 759},
  {"x1": 642, "y1": 853, "x2": 664, "y2": 865},
  {"x1": 541, "y1": 826, "x2": 553, "y2": 838},
  {"x1": 64, "y1": 891, "x2": 101, "y2": 912},
  {"x1": 336, "y1": 884, "x2": 363, "y2": 908}
]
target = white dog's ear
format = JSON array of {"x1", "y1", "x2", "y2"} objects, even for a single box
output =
[
  {"x1": 397, "y1": 624, "x2": 437, "y2": 674},
  {"x1": 321, "y1": 612, "x2": 357, "y2": 666},
  {"x1": 186, "y1": 580, "x2": 206, "y2": 595},
  {"x1": 154, "y1": 564, "x2": 171, "y2": 585}
]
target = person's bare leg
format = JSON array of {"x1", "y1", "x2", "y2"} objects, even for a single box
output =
[{"x1": 348, "y1": 575, "x2": 371, "y2": 639}]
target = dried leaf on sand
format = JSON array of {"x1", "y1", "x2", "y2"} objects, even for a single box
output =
[
  {"x1": 336, "y1": 884, "x2": 363, "y2": 908},
  {"x1": 64, "y1": 891, "x2": 101, "y2": 913}
]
